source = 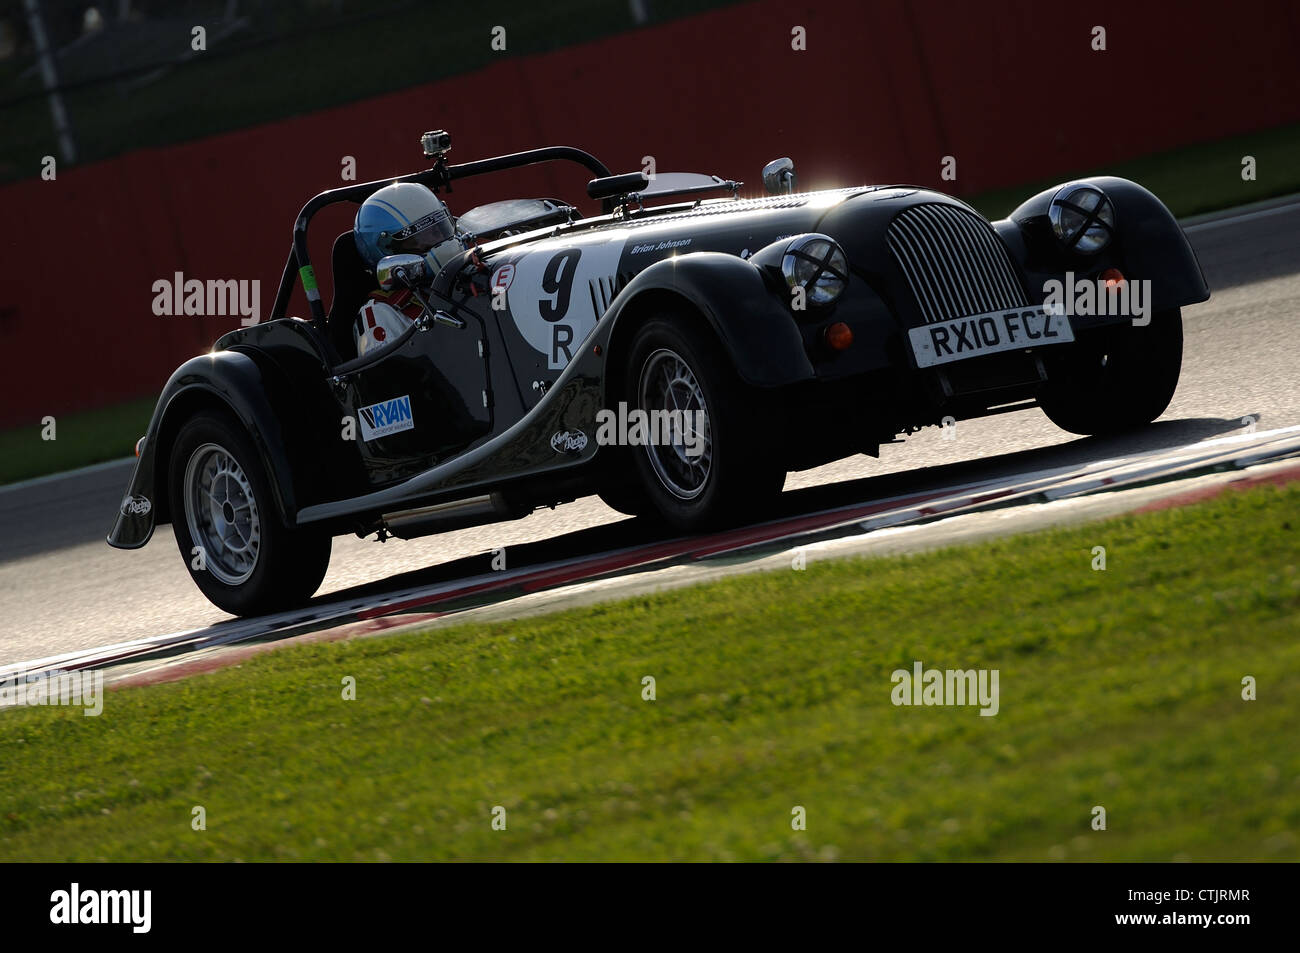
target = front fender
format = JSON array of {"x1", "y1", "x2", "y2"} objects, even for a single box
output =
[
  {"x1": 602, "y1": 252, "x2": 814, "y2": 395},
  {"x1": 1005, "y1": 176, "x2": 1210, "y2": 313},
  {"x1": 106, "y1": 350, "x2": 300, "y2": 549}
]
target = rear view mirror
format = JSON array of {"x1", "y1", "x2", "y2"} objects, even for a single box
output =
[
  {"x1": 762, "y1": 157, "x2": 796, "y2": 195},
  {"x1": 375, "y1": 254, "x2": 427, "y2": 291},
  {"x1": 587, "y1": 172, "x2": 652, "y2": 200}
]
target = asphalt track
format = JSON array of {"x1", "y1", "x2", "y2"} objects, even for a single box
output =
[{"x1": 1, "y1": 197, "x2": 1297, "y2": 667}]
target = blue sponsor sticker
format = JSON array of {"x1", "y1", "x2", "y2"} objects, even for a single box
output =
[{"x1": 358, "y1": 394, "x2": 415, "y2": 441}]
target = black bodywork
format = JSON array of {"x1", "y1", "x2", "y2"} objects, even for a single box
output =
[{"x1": 108, "y1": 144, "x2": 1209, "y2": 549}]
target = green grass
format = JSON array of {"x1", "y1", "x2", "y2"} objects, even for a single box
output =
[
  {"x1": 0, "y1": 397, "x2": 154, "y2": 485},
  {"x1": 966, "y1": 121, "x2": 1300, "y2": 220},
  {"x1": 2, "y1": 481, "x2": 1297, "y2": 861}
]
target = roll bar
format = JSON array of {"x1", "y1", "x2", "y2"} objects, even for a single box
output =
[{"x1": 270, "y1": 146, "x2": 615, "y2": 325}]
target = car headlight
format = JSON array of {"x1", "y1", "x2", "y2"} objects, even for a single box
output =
[
  {"x1": 1048, "y1": 182, "x2": 1115, "y2": 254},
  {"x1": 781, "y1": 234, "x2": 848, "y2": 306}
]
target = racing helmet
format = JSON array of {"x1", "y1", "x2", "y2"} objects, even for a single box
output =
[{"x1": 354, "y1": 182, "x2": 462, "y2": 276}]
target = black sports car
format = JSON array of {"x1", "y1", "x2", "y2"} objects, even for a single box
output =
[{"x1": 108, "y1": 130, "x2": 1209, "y2": 615}]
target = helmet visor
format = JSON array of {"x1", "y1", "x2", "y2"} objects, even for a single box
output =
[{"x1": 389, "y1": 206, "x2": 455, "y2": 254}]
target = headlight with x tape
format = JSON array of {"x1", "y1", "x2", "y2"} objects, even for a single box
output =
[{"x1": 780, "y1": 233, "x2": 849, "y2": 306}]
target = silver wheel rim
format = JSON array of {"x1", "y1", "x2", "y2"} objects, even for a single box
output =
[
  {"x1": 184, "y1": 442, "x2": 261, "y2": 585},
  {"x1": 637, "y1": 347, "x2": 713, "y2": 501}
]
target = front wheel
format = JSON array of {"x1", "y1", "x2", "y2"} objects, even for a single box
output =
[
  {"x1": 1038, "y1": 307, "x2": 1183, "y2": 436},
  {"x1": 169, "y1": 411, "x2": 330, "y2": 616},
  {"x1": 623, "y1": 316, "x2": 784, "y2": 531},
  {"x1": 596, "y1": 456, "x2": 654, "y2": 517}
]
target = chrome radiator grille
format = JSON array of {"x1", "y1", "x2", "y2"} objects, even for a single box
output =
[{"x1": 887, "y1": 204, "x2": 1028, "y2": 324}]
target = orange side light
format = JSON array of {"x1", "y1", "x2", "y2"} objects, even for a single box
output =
[
  {"x1": 825, "y1": 322, "x2": 853, "y2": 351},
  {"x1": 135, "y1": 436, "x2": 145, "y2": 457},
  {"x1": 1101, "y1": 267, "x2": 1125, "y2": 288}
]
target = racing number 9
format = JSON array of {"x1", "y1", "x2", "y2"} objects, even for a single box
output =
[{"x1": 540, "y1": 249, "x2": 582, "y2": 322}]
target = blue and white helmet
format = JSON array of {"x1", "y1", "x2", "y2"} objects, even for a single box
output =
[{"x1": 354, "y1": 182, "x2": 462, "y2": 276}]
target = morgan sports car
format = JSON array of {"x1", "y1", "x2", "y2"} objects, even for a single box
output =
[{"x1": 108, "y1": 130, "x2": 1209, "y2": 615}]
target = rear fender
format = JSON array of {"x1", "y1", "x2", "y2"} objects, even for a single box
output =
[{"x1": 107, "y1": 351, "x2": 303, "y2": 549}]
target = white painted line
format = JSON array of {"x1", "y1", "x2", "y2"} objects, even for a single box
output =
[
  {"x1": 1182, "y1": 200, "x2": 1300, "y2": 233},
  {"x1": 1234, "y1": 446, "x2": 1300, "y2": 468},
  {"x1": 1042, "y1": 436, "x2": 1300, "y2": 501},
  {"x1": 0, "y1": 530, "x2": 707, "y2": 679},
  {"x1": 138, "y1": 455, "x2": 1299, "y2": 682},
  {"x1": 0, "y1": 456, "x2": 134, "y2": 496},
  {"x1": 1177, "y1": 192, "x2": 1300, "y2": 227},
  {"x1": 10, "y1": 427, "x2": 1300, "y2": 682}
]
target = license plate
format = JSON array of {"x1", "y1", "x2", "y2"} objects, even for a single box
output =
[{"x1": 908, "y1": 305, "x2": 1073, "y2": 368}]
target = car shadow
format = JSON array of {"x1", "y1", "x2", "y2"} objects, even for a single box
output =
[
  {"x1": 782, "y1": 415, "x2": 1253, "y2": 515},
  {"x1": 320, "y1": 415, "x2": 1251, "y2": 608}
]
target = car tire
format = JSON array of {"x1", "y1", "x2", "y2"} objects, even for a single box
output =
[
  {"x1": 1037, "y1": 307, "x2": 1183, "y2": 436},
  {"x1": 169, "y1": 411, "x2": 331, "y2": 616},
  {"x1": 624, "y1": 316, "x2": 784, "y2": 531},
  {"x1": 596, "y1": 454, "x2": 654, "y2": 517}
]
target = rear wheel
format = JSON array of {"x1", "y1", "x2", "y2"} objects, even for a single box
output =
[
  {"x1": 169, "y1": 411, "x2": 330, "y2": 616},
  {"x1": 623, "y1": 316, "x2": 784, "y2": 531},
  {"x1": 1038, "y1": 307, "x2": 1183, "y2": 436}
]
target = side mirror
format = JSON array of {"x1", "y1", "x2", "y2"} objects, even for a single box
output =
[
  {"x1": 375, "y1": 253, "x2": 428, "y2": 291},
  {"x1": 762, "y1": 157, "x2": 796, "y2": 195}
]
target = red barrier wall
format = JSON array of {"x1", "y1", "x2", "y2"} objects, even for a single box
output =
[{"x1": 2, "y1": 0, "x2": 1297, "y2": 428}]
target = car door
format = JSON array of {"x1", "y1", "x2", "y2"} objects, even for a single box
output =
[{"x1": 335, "y1": 310, "x2": 492, "y2": 482}]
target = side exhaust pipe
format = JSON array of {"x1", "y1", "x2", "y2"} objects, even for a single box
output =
[{"x1": 380, "y1": 492, "x2": 527, "y2": 540}]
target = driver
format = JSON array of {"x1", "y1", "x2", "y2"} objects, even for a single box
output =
[{"x1": 352, "y1": 182, "x2": 464, "y2": 357}]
